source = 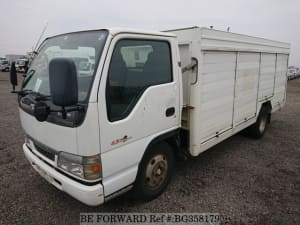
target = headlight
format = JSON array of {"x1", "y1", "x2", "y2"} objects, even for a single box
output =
[{"x1": 57, "y1": 152, "x2": 102, "y2": 180}]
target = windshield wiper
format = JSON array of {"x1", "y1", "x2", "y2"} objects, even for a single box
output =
[
  {"x1": 17, "y1": 89, "x2": 34, "y2": 97},
  {"x1": 35, "y1": 93, "x2": 51, "y2": 101},
  {"x1": 17, "y1": 89, "x2": 50, "y2": 101},
  {"x1": 22, "y1": 69, "x2": 36, "y2": 87}
]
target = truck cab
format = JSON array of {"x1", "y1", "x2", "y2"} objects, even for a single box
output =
[{"x1": 19, "y1": 28, "x2": 182, "y2": 205}]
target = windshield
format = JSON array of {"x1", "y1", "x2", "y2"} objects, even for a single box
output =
[
  {"x1": 17, "y1": 60, "x2": 25, "y2": 65},
  {"x1": 23, "y1": 30, "x2": 108, "y2": 102}
]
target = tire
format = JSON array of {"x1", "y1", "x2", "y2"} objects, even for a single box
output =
[
  {"x1": 134, "y1": 142, "x2": 175, "y2": 201},
  {"x1": 248, "y1": 106, "x2": 270, "y2": 139}
]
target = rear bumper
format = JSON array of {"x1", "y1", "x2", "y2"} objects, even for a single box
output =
[{"x1": 23, "y1": 144, "x2": 104, "y2": 206}]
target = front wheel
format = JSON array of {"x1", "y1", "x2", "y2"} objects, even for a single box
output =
[{"x1": 134, "y1": 142, "x2": 174, "y2": 201}]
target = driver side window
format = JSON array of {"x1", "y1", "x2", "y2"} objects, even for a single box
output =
[{"x1": 106, "y1": 39, "x2": 172, "y2": 122}]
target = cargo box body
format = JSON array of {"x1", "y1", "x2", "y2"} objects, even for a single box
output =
[{"x1": 170, "y1": 27, "x2": 290, "y2": 156}]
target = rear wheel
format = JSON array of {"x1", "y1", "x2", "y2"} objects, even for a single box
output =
[
  {"x1": 134, "y1": 142, "x2": 174, "y2": 200},
  {"x1": 248, "y1": 106, "x2": 270, "y2": 138}
]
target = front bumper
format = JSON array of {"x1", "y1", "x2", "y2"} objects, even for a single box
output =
[
  {"x1": 0, "y1": 66, "x2": 8, "y2": 70},
  {"x1": 23, "y1": 144, "x2": 104, "y2": 206}
]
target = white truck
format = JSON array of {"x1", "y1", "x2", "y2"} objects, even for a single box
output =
[
  {"x1": 287, "y1": 66, "x2": 300, "y2": 80},
  {"x1": 15, "y1": 58, "x2": 28, "y2": 73},
  {"x1": 15, "y1": 27, "x2": 290, "y2": 206},
  {"x1": 0, "y1": 59, "x2": 10, "y2": 71}
]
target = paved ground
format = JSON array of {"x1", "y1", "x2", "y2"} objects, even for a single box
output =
[{"x1": 0, "y1": 71, "x2": 299, "y2": 225}]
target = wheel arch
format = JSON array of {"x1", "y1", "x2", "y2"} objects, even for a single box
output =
[
  {"x1": 262, "y1": 101, "x2": 272, "y2": 112},
  {"x1": 145, "y1": 129, "x2": 180, "y2": 157},
  {"x1": 260, "y1": 101, "x2": 272, "y2": 123}
]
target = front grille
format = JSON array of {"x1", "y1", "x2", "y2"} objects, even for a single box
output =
[{"x1": 33, "y1": 142, "x2": 55, "y2": 161}]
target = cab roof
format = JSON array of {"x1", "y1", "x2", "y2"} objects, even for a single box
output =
[
  {"x1": 47, "y1": 27, "x2": 176, "y2": 40},
  {"x1": 107, "y1": 27, "x2": 176, "y2": 37}
]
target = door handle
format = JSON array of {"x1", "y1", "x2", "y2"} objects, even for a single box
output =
[{"x1": 165, "y1": 107, "x2": 175, "y2": 117}]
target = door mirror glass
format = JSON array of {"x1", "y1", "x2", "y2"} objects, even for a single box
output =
[{"x1": 49, "y1": 58, "x2": 78, "y2": 106}]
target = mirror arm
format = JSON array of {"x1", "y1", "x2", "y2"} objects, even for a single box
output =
[
  {"x1": 61, "y1": 107, "x2": 67, "y2": 119},
  {"x1": 37, "y1": 104, "x2": 84, "y2": 113},
  {"x1": 65, "y1": 105, "x2": 84, "y2": 112},
  {"x1": 11, "y1": 90, "x2": 26, "y2": 95},
  {"x1": 48, "y1": 105, "x2": 85, "y2": 119},
  {"x1": 35, "y1": 95, "x2": 51, "y2": 101}
]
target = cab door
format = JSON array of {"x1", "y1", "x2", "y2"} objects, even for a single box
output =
[{"x1": 97, "y1": 34, "x2": 180, "y2": 196}]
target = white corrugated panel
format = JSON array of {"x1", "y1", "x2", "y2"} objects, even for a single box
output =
[
  {"x1": 234, "y1": 52, "x2": 260, "y2": 125},
  {"x1": 273, "y1": 54, "x2": 288, "y2": 104},
  {"x1": 258, "y1": 53, "x2": 276, "y2": 100},
  {"x1": 198, "y1": 51, "x2": 236, "y2": 142}
]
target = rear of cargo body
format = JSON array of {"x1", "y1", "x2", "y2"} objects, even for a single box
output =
[{"x1": 170, "y1": 27, "x2": 290, "y2": 156}]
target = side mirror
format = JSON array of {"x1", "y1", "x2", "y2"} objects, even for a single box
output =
[
  {"x1": 10, "y1": 62, "x2": 18, "y2": 92},
  {"x1": 49, "y1": 58, "x2": 78, "y2": 107}
]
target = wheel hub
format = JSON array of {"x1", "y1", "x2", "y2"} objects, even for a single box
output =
[{"x1": 145, "y1": 154, "x2": 168, "y2": 190}]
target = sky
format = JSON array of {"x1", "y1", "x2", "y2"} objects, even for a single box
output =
[{"x1": 0, "y1": 0, "x2": 299, "y2": 66}]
